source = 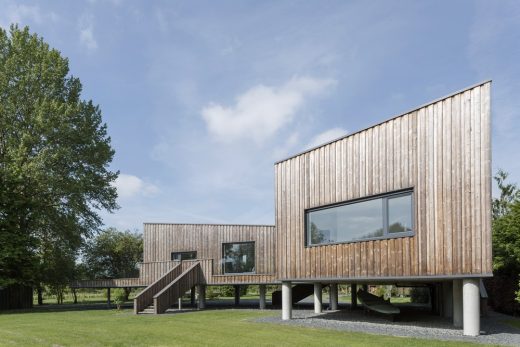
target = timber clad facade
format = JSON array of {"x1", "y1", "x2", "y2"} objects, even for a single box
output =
[
  {"x1": 142, "y1": 223, "x2": 277, "y2": 284},
  {"x1": 275, "y1": 81, "x2": 492, "y2": 281}
]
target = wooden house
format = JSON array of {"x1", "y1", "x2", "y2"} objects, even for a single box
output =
[{"x1": 73, "y1": 81, "x2": 492, "y2": 336}]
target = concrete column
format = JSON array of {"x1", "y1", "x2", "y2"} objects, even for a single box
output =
[
  {"x1": 314, "y1": 283, "x2": 322, "y2": 314},
  {"x1": 234, "y1": 285, "x2": 240, "y2": 306},
  {"x1": 178, "y1": 297, "x2": 182, "y2": 310},
  {"x1": 259, "y1": 285, "x2": 266, "y2": 310},
  {"x1": 190, "y1": 287, "x2": 196, "y2": 307},
  {"x1": 351, "y1": 284, "x2": 358, "y2": 309},
  {"x1": 197, "y1": 284, "x2": 206, "y2": 309},
  {"x1": 453, "y1": 279, "x2": 463, "y2": 328},
  {"x1": 463, "y1": 279, "x2": 480, "y2": 336},
  {"x1": 282, "y1": 281, "x2": 292, "y2": 320},
  {"x1": 107, "y1": 288, "x2": 111, "y2": 307},
  {"x1": 329, "y1": 284, "x2": 338, "y2": 310},
  {"x1": 442, "y1": 281, "x2": 453, "y2": 318}
]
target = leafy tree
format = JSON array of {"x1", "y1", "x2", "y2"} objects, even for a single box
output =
[
  {"x1": 0, "y1": 26, "x2": 118, "y2": 289},
  {"x1": 83, "y1": 228, "x2": 142, "y2": 299},
  {"x1": 492, "y1": 169, "x2": 520, "y2": 220},
  {"x1": 492, "y1": 199, "x2": 520, "y2": 272}
]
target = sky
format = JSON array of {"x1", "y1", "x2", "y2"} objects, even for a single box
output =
[{"x1": 1, "y1": 0, "x2": 519, "y2": 232}]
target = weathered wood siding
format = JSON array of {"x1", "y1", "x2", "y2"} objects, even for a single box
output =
[
  {"x1": 275, "y1": 81, "x2": 492, "y2": 280},
  {"x1": 142, "y1": 224, "x2": 276, "y2": 283}
]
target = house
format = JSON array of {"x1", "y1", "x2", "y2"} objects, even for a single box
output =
[{"x1": 73, "y1": 81, "x2": 492, "y2": 337}]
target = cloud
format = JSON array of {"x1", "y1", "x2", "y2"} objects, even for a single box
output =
[
  {"x1": 201, "y1": 76, "x2": 336, "y2": 144},
  {"x1": 0, "y1": 3, "x2": 58, "y2": 29},
  {"x1": 305, "y1": 127, "x2": 348, "y2": 150},
  {"x1": 79, "y1": 14, "x2": 98, "y2": 51},
  {"x1": 113, "y1": 174, "x2": 159, "y2": 199}
]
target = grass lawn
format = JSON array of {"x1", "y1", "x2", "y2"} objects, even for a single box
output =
[
  {"x1": 0, "y1": 308, "x2": 488, "y2": 347},
  {"x1": 504, "y1": 319, "x2": 520, "y2": 330}
]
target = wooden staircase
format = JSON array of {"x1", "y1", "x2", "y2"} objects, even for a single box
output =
[
  {"x1": 134, "y1": 261, "x2": 203, "y2": 314},
  {"x1": 139, "y1": 304, "x2": 156, "y2": 315}
]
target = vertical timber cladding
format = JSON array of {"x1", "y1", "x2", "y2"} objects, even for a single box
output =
[
  {"x1": 143, "y1": 223, "x2": 276, "y2": 276},
  {"x1": 275, "y1": 81, "x2": 492, "y2": 280}
]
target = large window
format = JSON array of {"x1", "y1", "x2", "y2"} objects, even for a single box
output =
[
  {"x1": 171, "y1": 251, "x2": 197, "y2": 261},
  {"x1": 306, "y1": 190, "x2": 413, "y2": 246},
  {"x1": 222, "y1": 242, "x2": 255, "y2": 274}
]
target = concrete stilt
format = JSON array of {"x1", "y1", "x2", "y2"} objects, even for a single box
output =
[
  {"x1": 351, "y1": 284, "x2": 358, "y2": 309},
  {"x1": 178, "y1": 297, "x2": 182, "y2": 310},
  {"x1": 442, "y1": 281, "x2": 453, "y2": 318},
  {"x1": 453, "y1": 279, "x2": 463, "y2": 328},
  {"x1": 234, "y1": 285, "x2": 240, "y2": 306},
  {"x1": 329, "y1": 284, "x2": 338, "y2": 310},
  {"x1": 259, "y1": 285, "x2": 266, "y2": 310},
  {"x1": 107, "y1": 288, "x2": 111, "y2": 307},
  {"x1": 282, "y1": 281, "x2": 292, "y2": 320},
  {"x1": 463, "y1": 278, "x2": 480, "y2": 336},
  {"x1": 197, "y1": 284, "x2": 206, "y2": 309},
  {"x1": 314, "y1": 283, "x2": 322, "y2": 314}
]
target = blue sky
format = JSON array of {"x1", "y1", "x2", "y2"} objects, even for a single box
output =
[{"x1": 1, "y1": 1, "x2": 519, "y2": 232}]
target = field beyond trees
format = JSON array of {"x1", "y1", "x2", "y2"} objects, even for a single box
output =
[{"x1": 0, "y1": 309, "x2": 489, "y2": 347}]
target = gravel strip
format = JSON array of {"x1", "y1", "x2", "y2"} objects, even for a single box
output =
[{"x1": 256, "y1": 308, "x2": 520, "y2": 346}]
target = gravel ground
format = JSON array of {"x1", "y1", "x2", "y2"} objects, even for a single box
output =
[{"x1": 256, "y1": 306, "x2": 520, "y2": 346}]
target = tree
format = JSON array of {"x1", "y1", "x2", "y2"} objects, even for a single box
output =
[
  {"x1": 83, "y1": 228, "x2": 142, "y2": 300},
  {"x1": 492, "y1": 199, "x2": 520, "y2": 272},
  {"x1": 0, "y1": 26, "x2": 118, "y2": 289},
  {"x1": 492, "y1": 169, "x2": 520, "y2": 220}
]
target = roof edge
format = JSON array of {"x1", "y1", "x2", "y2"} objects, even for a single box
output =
[
  {"x1": 143, "y1": 222, "x2": 275, "y2": 228},
  {"x1": 275, "y1": 79, "x2": 492, "y2": 165}
]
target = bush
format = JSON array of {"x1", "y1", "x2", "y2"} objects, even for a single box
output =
[{"x1": 112, "y1": 289, "x2": 126, "y2": 310}]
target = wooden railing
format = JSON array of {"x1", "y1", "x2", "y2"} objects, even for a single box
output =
[
  {"x1": 153, "y1": 262, "x2": 203, "y2": 314},
  {"x1": 71, "y1": 278, "x2": 142, "y2": 288},
  {"x1": 133, "y1": 263, "x2": 183, "y2": 314},
  {"x1": 138, "y1": 260, "x2": 179, "y2": 284}
]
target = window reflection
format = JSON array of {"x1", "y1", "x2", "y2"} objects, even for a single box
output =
[
  {"x1": 222, "y1": 242, "x2": 255, "y2": 273},
  {"x1": 307, "y1": 191, "x2": 413, "y2": 246}
]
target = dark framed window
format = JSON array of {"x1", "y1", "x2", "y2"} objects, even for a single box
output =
[
  {"x1": 306, "y1": 189, "x2": 413, "y2": 246},
  {"x1": 222, "y1": 242, "x2": 255, "y2": 274},
  {"x1": 171, "y1": 251, "x2": 197, "y2": 261}
]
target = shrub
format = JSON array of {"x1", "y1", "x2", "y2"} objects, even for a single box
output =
[{"x1": 112, "y1": 289, "x2": 126, "y2": 310}]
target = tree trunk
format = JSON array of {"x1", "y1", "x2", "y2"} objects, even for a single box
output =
[
  {"x1": 37, "y1": 286, "x2": 43, "y2": 305},
  {"x1": 72, "y1": 288, "x2": 77, "y2": 304},
  {"x1": 124, "y1": 287, "x2": 131, "y2": 301}
]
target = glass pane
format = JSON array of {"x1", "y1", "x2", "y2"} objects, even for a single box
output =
[
  {"x1": 388, "y1": 194, "x2": 413, "y2": 233},
  {"x1": 223, "y1": 243, "x2": 255, "y2": 273},
  {"x1": 171, "y1": 251, "x2": 197, "y2": 261},
  {"x1": 307, "y1": 198, "x2": 383, "y2": 245}
]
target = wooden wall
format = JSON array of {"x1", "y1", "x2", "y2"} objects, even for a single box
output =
[
  {"x1": 275, "y1": 81, "x2": 492, "y2": 280},
  {"x1": 143, "y1": 224, "x2": 276, "y2": 277}
]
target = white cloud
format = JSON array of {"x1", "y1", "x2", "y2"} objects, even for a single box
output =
[
  {"x1": 305, "y1": 127, "x2": 348, "y2": 149},
  {"x1": 79, "y1": 14, "x2": 98, "y2": 51},
  {"x1": 201, "y1": 76, "x2": 336, "y2": 144},
  {"x1": 113, "y1": 174, "x2": 159, "y2": 199},
  {"x1": 0, "y1": 3, "x2": 58, "y2": 29}
]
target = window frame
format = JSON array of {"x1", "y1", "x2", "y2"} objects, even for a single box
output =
[
  {"x1": 221, "y1": 241, "x2": 256, "y2": 274},
  {"x1": 304, "y1": 188, "x2": 414, "y2": 247},
  {"x1": 171, "y1": 251, "x2": 197, "y2": 261}
]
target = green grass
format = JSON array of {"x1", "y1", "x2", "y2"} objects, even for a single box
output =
[
  {"x1": 504, "y1": 319, "x2": 520, "y2": 329},
  {"x1": 0, "y1": 308, "x2": 490, "y2": 347}
]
